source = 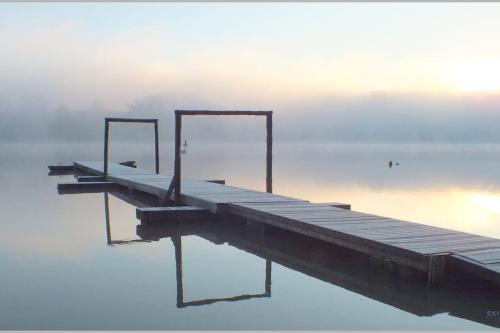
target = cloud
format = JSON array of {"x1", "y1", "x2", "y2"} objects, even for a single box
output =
[
  {"x1": 1, "y1": 6, "x2": 500, "y2": 144},
  {"x1": 1, "y1": 15, "x2": 495, "y2": 113},
  {"x1": 0, "y1": 20, "x2": 178, "y2": 110}
]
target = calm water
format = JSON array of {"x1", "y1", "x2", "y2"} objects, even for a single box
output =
[{"x1": 1, "y1": 141, "x2": 500, "y2": 330}]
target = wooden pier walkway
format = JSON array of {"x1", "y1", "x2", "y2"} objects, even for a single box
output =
[{"x1": 73, "y1": 161, "x2": 500, "y2": 287}]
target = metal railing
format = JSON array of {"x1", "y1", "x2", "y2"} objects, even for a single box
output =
[
  {"x1": 173, "y1": 110, "x2": 273, "y2": 203},
  {"x1": 103, "y1": 117, "x2": 159, "y2": 175}
]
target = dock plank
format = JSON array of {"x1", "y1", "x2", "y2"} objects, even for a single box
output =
[{"x1": 454, "y1": 248, "x2": 500, "y2": 264}]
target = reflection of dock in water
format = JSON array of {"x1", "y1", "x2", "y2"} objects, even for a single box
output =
[{"x1": 94, "y1": 188, "x2": 500, "y2": 328}]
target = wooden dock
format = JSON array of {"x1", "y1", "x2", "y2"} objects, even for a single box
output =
[{"x1": 72, "y1": 160, "x2": 500, "y2": 287}]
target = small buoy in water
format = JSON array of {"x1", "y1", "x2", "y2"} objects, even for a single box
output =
[
  {"x1": 395, "y1": 162, "x2": 399, "y2": 166},
  {"x1": 181, "y1": 139, "x2": 188, "y2": 154}
]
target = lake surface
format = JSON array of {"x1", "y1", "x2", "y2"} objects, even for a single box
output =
[{"x1": 1, "y1": 141, "x2": 500, "y2": 330}]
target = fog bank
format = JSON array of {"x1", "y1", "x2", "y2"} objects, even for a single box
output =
[{"x1": 1, "y1": 92, "x2": 500, "y2": 143}]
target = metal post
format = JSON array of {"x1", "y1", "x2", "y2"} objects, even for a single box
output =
[
  {"x1": 154, "y1": 120, "x2": 160, "y2": 174},
  {"x1": 265, "y1": 259, "x2": 272, "y2": 295},
  {"x1": 104, "y1": 117, "x2": 159, "y2": 176},
  {"x1": 174, "y1": 113, "x2": 182, "y2": 203},
  {"x1": 104, "y1": 119, "x2": 109, "y2": 176},
  {"x1": 266, "y1": 113, "x2": 273, "y2": 193},
  {"x1": 104, "y1": 192, "x2": 111, "y2": 245},
  {"x1": 173, "y1": 236, "x2": 183, "y2": 307}
]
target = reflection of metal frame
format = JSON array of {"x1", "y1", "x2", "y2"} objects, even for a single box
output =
[
  {"x1": 104, "y1": 192, "x2": 151, "y2": 245},
  {"x1": 104, "y1": 117, "x2": 160, "y2": 175},
  {"x1": 103, "y1": 190, "x2": 272, "y2": 307},
  {"x1": 173, "y1": 110, "x2": 273, "y2": 203},
  {"x1": 172, "y1": 236, "x2": 272, "y2": 308}
]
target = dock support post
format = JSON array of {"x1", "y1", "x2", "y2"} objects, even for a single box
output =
[
  {"x1": 154, "y1": 120, "x2": 160, "y2": 174},
  {"x1": 104, "y1": 119, "x2": 109, "y2": 176},
  {"x1": 427, "y1": 254, "x2": 447, "y2": 288},
  {"x1": 173, "y1": 236, "x2": 184, "y2": 307},
  {"x1": 104, "y1": 192, "x2": 111, "y2": 244},
  {"x1": 266, "y1": 113, "x2": 273, "y2": 193},
  {"x1": 174, "y1": 113, "x2": 182, "y2": 203},
  {"x1": 265, "y1": 259, "x2": 272, "y2": 295}
]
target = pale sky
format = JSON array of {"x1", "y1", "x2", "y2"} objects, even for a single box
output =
[{"x1": 1, "y1": 3, "x2": 500, "y2": 111}]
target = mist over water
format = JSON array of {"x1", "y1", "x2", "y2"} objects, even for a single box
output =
[
  {"x1": 2, "y1": 92, "x2": 500, "y2": 143},
  {"x1": 0, "y1": 141, "x2": 499, "y2": 329}
]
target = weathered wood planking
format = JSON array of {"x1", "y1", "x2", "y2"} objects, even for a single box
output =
[
  {"x1": 57, "y1": 181, "x2": 118, "y2": 193},
  {"x1": 73, "y1": 160, "x2": 500, "y2": 286},
  {"x1": 74, "y1": 161, "x2": 303, "y2": 210},
  {"x1": 224, "y1": 201, "x2": 500, "y2": 283},
  {"x1": 450, "y1": 248, "x2": 500, "y2": 284},
  {"x1": 137, "y1": 206, "x2": 210, "y2": 223},
  {"x1": 48, "y1": 164, "x2": 74, "y2": 175}
]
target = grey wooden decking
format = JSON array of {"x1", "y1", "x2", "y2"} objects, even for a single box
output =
[
  {"x1": 450, "y1": 248, "x2": 500, "y2": 284},
  {"x1": 75, "y1": 161, "x2": 305, "y2": 209},
  {"x1": 74, "y1": 161, "x2": 500, "y2": 286}
]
